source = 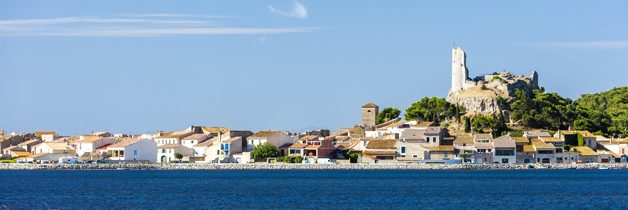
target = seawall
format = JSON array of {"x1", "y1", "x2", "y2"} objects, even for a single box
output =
[{"x1": 1, "y1": 163, "x2": 627, "y2": 170}]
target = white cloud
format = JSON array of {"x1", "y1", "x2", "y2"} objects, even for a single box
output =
[
  {"x1": 36, "y1": 27, "x2": 312, "y2": 37},
  {"x1": 537, "y1": 41, "x2": 628, "y2": 49},
  {"x1": 0, "y1": 16, "x2": 208, "y2": 26},
  {"x1": 0, "y1": 14, "x2": 313, "y2": 37},
  {"x1": 268, "y1": 1, "x2": 308, "y2": 19}
]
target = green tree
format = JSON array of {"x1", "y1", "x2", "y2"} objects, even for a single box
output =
[
  {"x1": 573, "y1": 87, "x2": 627, "y2": 137},
  {"x1": 346, "y1": 151, "x2": 360, "y2": 163},
  {"x1": 463, "y1": 116, "x2": 471, "y2": 133},
  {"x1": 251, "y1": 142, "x2": 281, "y2": 162},
  {"x1": 510, "y1": 88, "x2": 575, "y2": 130},
  {"x1": 376, "y1": 107, "x2": 401, "y2": 124},
  {"x1": 174, "y1": 153, "x2": 183, "y2": 162},
  {"x1": 509, "y1": 130, "x2": 523, "y2": 137},
  {"x1": 494, "y1": 112, "x2": 509, "y2": 136},
  {"x1": 471, "y1": 115, "x2": 497, "y2": 133},
  {"x1": 405, "y1": 97, "x2": 462, "y2": 122}
]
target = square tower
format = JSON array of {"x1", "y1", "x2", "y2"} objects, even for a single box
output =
[
  {"x1": 361, "y1": 102, "x2": 379, "y2": 130},
  {"x1": 451, "y1": 48, "x2": 468, "y2": 92}
]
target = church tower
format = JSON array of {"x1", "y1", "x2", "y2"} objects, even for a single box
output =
[
  {"x1": 361, "y1": 102, "x2": 379, "y2": 131},
  {"x1": 451, "y1": 48, "x2": 468, "y2": 92}
]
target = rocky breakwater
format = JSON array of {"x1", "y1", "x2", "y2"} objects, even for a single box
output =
[{"x1": 1, "y1": 163, "x2": 627, "y2": 170}]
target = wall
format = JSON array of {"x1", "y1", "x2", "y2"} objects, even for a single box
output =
[{"x1": 126, "y1": 139, "x2": 157, "y2": 162}]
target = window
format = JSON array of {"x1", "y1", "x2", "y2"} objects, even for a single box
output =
[
  {"x1": 133, "y1": 150, "x2": 138, "y2": 155},
  {"x1": 477, "y1": 139, "x2": 490, "y2": 143},
  {"x1": 495, "y1": 150, "x2": 514, "y2": 156},
  {"x1": 412, "y1": 154, "x2": 418, "y2": 158},
  {"x1": 433, "y1": 137, "x2": 437, "y2": 142},
  {"x1": 502, "y1": 158, "x2": 508, "y2": 163},
  {"x1": 400, "y1": 146, "x2": 406, "y2": 154},
  {"x1": 224, "y1": 144, "x2": 229, "y2": 150}
]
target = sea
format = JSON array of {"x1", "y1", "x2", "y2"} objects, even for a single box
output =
[{"x1": 0, "y1": 169, "x2": 626, "y2": 209}]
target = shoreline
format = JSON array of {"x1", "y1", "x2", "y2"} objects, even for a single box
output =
[{"x1": 1, "y1": 163, "x2": 627, "y2": 170}]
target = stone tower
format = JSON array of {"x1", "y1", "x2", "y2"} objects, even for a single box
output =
[
  {"x1": 530, "y1": 70, "x2": 539, "y2": 88},
  {"x1": 361, "y1": 102, "x2": 379, "y2": 131},
  {"x1": 451, "y1": 48, "x2": 468, "y2": 92}
]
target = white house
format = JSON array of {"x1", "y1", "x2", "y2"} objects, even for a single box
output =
[
  {"x1": 35, "y1": 131, "x2": 57, "y2": 142},
  {"x1": 75, "y1": 137, "x2": 116, "y2": 157},
  {"x1": 154, "y1": 132, "x2": 192, "y2": 146},
  {"x1": 107, "y1": 138, "x2": 157, "y2": 162},
  {"x1": 205, "y1": 137, "x2": 243, "y2": 163},
  {"x1": 18, "y1": 139, "x2": 42, "y2": 152},
  {"x1": 157, "y1": 144, "x2": 193, "y2": 163},
  {"x1": 181, "y1": 134, "x2": 213, "y2": 148},
  {"x1": 246, "y1": 131, "x2": 293, "y2": 151}
]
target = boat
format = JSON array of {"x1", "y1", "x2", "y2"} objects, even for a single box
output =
[{"x1": 598, "y1": 166, "x2": 609, "y2": 170}]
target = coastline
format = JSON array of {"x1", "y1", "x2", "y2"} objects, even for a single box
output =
[{"x1": 1, "y1": 163, "x2": 627, "y2": 170}]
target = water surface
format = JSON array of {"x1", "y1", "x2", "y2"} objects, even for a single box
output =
[{"x1": 0, "y1": 170, "x2": 626, "y2": 209}]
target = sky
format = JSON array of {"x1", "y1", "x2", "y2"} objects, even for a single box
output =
[{"x1": 1, "y1": 1, "x2": 627, "y2": 135}]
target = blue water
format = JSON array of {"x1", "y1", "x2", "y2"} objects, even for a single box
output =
[{"x1": 0, "y1": 170, "x2": 626, "y2": 209}]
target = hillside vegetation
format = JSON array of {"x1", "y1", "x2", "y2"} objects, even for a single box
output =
[{"x1": 401, "y1": 86, "x2": 627, "y2": 137}]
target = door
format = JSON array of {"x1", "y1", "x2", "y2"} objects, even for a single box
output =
[{"x1": 161, "y1": 155, "x2": 168, "y2": 163}]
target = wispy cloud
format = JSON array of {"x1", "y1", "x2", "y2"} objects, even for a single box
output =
[
  {"x1": 36, "y1": 27, "x2": 312, "y2": 37},
  {"x1": 0, "y1": 14, "x2": 313, "y2": 37},
  {"x1": 268, "y1": 1, "x2": 308, "y2": 19},
  {"x1": 534, "y1": 41, "x2": 628, "y2": 49}
]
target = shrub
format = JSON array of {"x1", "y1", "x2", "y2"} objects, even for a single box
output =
[{"x1": 294, "y1": 156, "x2": 303, "y2": 163}]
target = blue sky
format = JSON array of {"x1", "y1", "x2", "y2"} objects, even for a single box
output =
[{"x1": 1, "y1": 1, "x2": 627, "y2": 135}]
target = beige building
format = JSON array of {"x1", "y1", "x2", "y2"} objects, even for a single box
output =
[
  {"x1": 32, "y1": 142, "x2": 75, "y2": 155},
  {"x1": 361, "y1": 103, "x2": 379, "y2": 131}
]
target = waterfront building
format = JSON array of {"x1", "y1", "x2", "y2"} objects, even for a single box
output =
[
  {"x1": 32, "y1": 142, "x2": 75, "y2": 155},
  {"x1": 154, "y1": 131, "x2": 193, "y2": 146},
  {"x1": 75, "y1": 137, "x2": 116, "y2": 157},
  {"x1": 246, "y1": 131, "x2": 292, "y2": 151},
  {"x1": 181, "y1": 134, "x2": 213, "y2": 148},
  {"x1": 473, "y1": 134, "x2": 494, "y2": 163},
  {"x1": 360, "y1": 139, "x2": 398, "y2": 163},
  {"x1": 107, "y1": 138, "x2": 157, "y2": 162},
  {"x1": 204, "y1": 137, "x2": 243, "y2": 163},
  {"x1": 492, "y1": 135, "x2": 516, "y2": 164},
  {"x1": 157, "y1": 144, "x2": 193, "y2": 163}
]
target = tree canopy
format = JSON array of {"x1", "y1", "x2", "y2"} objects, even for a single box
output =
[
  {"x1": 509, "y1": 88, "x2": 576, "y2": 131},
  {"x1": 251, "y1": 142, "x2": 281, "y2": 162},
  {"x1": 376, "y1": 107, "x2": 401, "y2": 124},
  {"x1": 405, "y1": 97, "x2": 462, "y2": 122},
  {"x1": 573, "y1": 87, "x2": 627, "y2": 137},
  {"x1": 500, "y1": 86, "x2": 626, "y2": 137}
]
